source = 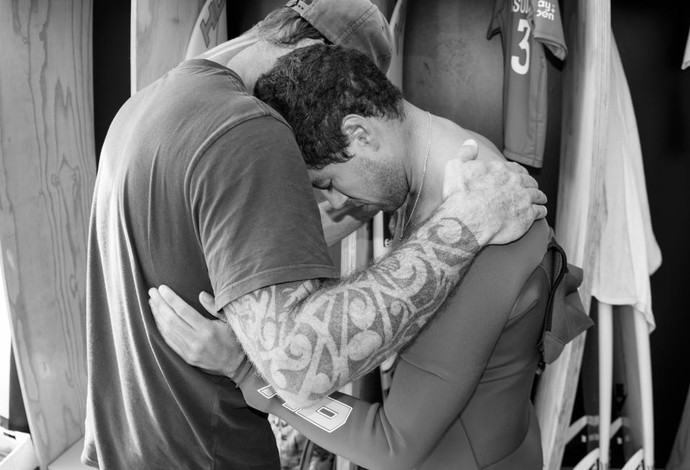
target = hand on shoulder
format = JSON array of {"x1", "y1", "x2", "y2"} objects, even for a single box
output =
[{"x1": 441, "y1": 140, "x2": 547, "y2": 246}]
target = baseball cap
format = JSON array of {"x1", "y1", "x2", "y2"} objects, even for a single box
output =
[{"x1": 286, "y1": 0, "x2": 393, "y2": 73}]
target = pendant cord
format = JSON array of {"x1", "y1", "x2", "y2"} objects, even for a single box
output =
[{"x1": 399, "y1": 111, "x2": 432, "y2": 240}]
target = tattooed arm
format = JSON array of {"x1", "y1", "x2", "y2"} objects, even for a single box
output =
[
  {"x1": 151, "y1": 207, "x2": 479, "y2": 409},
  {"x1": 151, "y1": 159, "x2": 547, "y2": 408},
  {"x1": 225, "y1": 208, "x2": 478, "y2": 408}
]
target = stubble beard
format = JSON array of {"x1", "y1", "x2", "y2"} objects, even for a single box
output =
[{"x1": 362, "y1": 157, "x2": 409, "y2": 213}]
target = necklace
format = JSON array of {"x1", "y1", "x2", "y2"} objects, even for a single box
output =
[{"x1": 399, "y1": 111, "x2": 432, "y2": 240}]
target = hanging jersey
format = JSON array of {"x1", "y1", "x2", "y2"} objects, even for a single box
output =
[{"x1": 487, "y1": 0, "x2": 567, "y2": 168}]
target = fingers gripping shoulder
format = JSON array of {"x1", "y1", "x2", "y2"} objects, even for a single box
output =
[{"x1": 441, "y1": 159, "x2": 547, "y2": 246}]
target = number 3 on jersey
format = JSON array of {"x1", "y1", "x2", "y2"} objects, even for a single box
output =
[{"x1": 511, "y1": 18, "x2": 531, "y2": 75}]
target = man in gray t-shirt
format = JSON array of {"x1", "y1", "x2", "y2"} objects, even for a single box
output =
[{"x1": 84, "y1": 1, "x2": 547, "y2": 469}]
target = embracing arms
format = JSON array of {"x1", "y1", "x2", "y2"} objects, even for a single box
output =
[
  {"x1": 152, "y1": 156, "x2": 546, "y2": 408},
  {"x1": 150, "y1": 221, "x2": 551, "y2": 469},
  {"x1": 218, "y1": 206, "x2": 481, "y2": 408}
]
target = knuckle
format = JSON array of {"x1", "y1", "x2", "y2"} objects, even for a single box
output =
[
  {"x1": 170, "y1": 297, "x2": 184, "y2": 311},
  {"x1": 159, "y1": 287, "x2": 174, "y2": 303},
  {"x1": 187, "y1": 352, "x2": 201, "y2": 366},
  {"x1": 187, "y1": 340, "x2": 203, "y2": 358}
]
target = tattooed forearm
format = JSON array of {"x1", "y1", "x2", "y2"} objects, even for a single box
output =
[{"x1": 226, "y1": 212, "x2": 480, "y2": 408}]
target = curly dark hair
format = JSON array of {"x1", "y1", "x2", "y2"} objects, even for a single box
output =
[{"x1": 254, "y1": 43, "x2": 404, "y2": 169}]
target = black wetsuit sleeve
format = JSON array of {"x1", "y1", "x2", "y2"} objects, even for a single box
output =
[
  {"x1": 240, "y1": 357, "x2": 490, "y2": 470},
  {"x1": 238, "y1": 292, "x2": 505, "y2": 470},
  {"x1": 239, "y1": 220, "x2": 549, "y2": 470}
]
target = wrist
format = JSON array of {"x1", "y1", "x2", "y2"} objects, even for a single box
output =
[
  {"x1": 230, "y1": 355, "x2": 254, "y2": 388},
  {"x1": 411, "y1": 199, "x2": 483, "y2": 253},
  {"x1": 436, "y1": 194, "x2": 493, "y2": 248}
]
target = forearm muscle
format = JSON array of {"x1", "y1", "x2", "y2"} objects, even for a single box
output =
[{"x1": 226, "y1": 211, "x2": 480, "y2": 408}]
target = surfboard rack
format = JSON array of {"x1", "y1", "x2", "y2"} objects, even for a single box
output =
[
  {"x1": 567, "y1": 301, "x2": 655, "y2": 470},
  {"x1": 572, "y1": 448, "x2": 599, "y2": 470}
]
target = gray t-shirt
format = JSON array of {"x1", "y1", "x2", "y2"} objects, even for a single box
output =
[{"x1": 83, "y1": 59, "x2": 336, "y2": 469}]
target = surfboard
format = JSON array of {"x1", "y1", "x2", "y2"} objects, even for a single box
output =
[
  {"x1": 533, "y1": 0, "x2": 611, "y2": 469},
  {"x1": 334, "y1": 224, "x2": 372, "y2": 470},
  {"x1": 680, "y1": 25, "x2": 690, "y2": 70},
  {"x1": 386, "y1": 0, "x2": 408, "y2": 90},
  {"x1": 185, "y1": 0, "x2": 229, "y2": 60},
  {"x1": 613, "y1": 305, "x2": 654, "y2": 469},
  {"x1": 0, "y1": 0, "x2": 96, "y2": 467},
  {"x1": 0, "y1": 261, "x2": 10, "y2": 426},
  {"x1": 131, "y1": 0, "x2": 228, "y2": 94},
  {"x1": 375, "y1": 0, "x2": 409, "y2": 402},
  {"x1": 335, "y1": 203, "x2": 373, "y2": 470},
  {"x1": 667, "y1": 385, "x2": 690, "y2": 469},
  {"x1": 334, "y1": 7, "x2": 403, "y2": 470},
  {"x1": 373, "y1": 0, "x2": 408, "y2": 264},
  {"x1": 331, "y1": 6, "x2": 401, "y2": 469}
]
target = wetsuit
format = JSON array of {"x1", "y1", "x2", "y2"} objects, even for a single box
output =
[{"x1": 239, "y1": 219, "x2": 589, "y2": 469}]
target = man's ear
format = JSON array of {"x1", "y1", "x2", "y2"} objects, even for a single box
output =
[{"x1": 341, "y1": 115, "x2": 379, "y2": 150}]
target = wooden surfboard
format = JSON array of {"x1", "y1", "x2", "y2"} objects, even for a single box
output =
[
  {"x1": 131, "y1": 0, "x2": 228, "y2": 94},
  {"x1": 131, "y1": 0, "x2": 205, "y2": 93},
  {"x1": 376, "y1": 0, "x2": 409, "y2": 401},
  {"x1": 385, "y1": 0, "x2": 408, "y2": 90},
  {"x1": 0, "y1": 262, "x2": 10, "y2": 425},
  {"x1": 335, "y1": 5, "x2": 403, "y2": 469},
  {"x1": 0, "y1": 0, "x2": 96, "y2": 467},
  {"x1": 185, "y1": 0, "x2": 229, "y2": 60},
  {"x1": 613, "y1": 306, "x2": 643, "y2": 456},
  {"x1": 533, "y1": 0, "x2": 611, "y2": 469},
  {"x1": 373, "y1": 0, "x2": 407, "y2": 262},
  {"x1": 334, "y1": 224, "x2": 372, "y2": 470},
  {"x1": 613, "y1": 305, "x2": 654, "y2": 469}
]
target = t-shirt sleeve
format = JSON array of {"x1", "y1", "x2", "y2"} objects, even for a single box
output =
[
  {"x1": 532, "y1": 0, "x2": 567, "y2": 60},
  {"x1": 486, "y1": 0, "x2": 505, "y2": 39},
  {"x1": 188, "y1": 115, "x2": 337, "y2": 309}
]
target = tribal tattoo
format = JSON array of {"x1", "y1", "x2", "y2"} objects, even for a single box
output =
[{"x1": 225, "y1": 213, "x2": 481, "y2": 408}]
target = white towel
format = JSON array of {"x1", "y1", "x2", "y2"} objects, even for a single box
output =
[{"x1": 555, "y1": 34, "x2": 662, "y2": 331}]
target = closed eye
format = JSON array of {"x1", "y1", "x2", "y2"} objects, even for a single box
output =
[{"x1": 312, "y1": 179, "x2": 332, "y2": 192}]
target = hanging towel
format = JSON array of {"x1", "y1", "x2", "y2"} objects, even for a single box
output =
[{"x1": 555, "y1": 34, "x2": 662, "y2": 331}]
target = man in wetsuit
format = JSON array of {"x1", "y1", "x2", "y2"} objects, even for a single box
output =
[
  {"x1": 147, "y1": 44, "x2": 585, "y2": 469},
  {"x1": 86, "y1": 1, "x2": 549, "y2": 468}
]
